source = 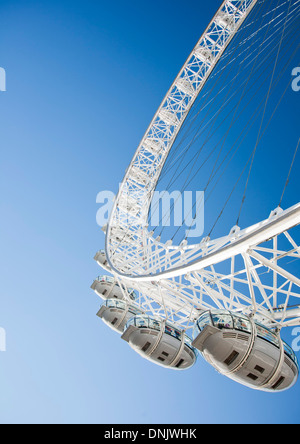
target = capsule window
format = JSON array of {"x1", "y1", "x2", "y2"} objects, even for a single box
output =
[
  {"x1": 272, "y1": 376, "x2": 285, "y2": 390},
  {"x1": 254, "y1": 365, "x2": 265, "y2": 374},
  {"x1": 142, "y1": 342, "x2": 151, "y2": 353},
  {"x1": 103, "y1": 289, "x2": 107, "y2": 296},
  {"x1": 211, "y1": 312, "x2": 233, "y2": 330},
  {"x1": 224, "y1": 350, "x2": 239, "y2": 366},
  {"x1": 111, "y1": 318, "x2": 118, "y2": 326},
  {"x1": 256, "y1": 323, "x2": 279, "y2": 347},
  {"x1": 161, "y1": 351, "x2": 169, "y2": 358},
  {"x1": 197, "y1": 312, "x2": 212, "y2": 331},
  {"x1": 233, "y1": 314, "x2": 251, "y2": 333},
  {"x1": 175, "y1": 359, "x2": 185, "y2": 368},
  {"x1": 247, "y1": 373, "x2": 258, "y2": 381},
  {"x1": 158, "y1": 357, "x2": 165, "y2": 362}
]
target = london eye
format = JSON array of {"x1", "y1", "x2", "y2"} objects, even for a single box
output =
[{"x1": 92, "y1": 0, "x2": 300, "y2": 392}]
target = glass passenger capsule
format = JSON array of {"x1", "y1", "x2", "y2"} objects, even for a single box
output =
[
  {"x1": 121, "y1": 315, "x2": 197, "y2": 370},
  {"x1": 192, "y1": 310, "x2": 299, "y2": 392},
  {"x1": 97, "y1": 299, "x2": 143, "y2": 333},
  {"x1": 94, "y1": 250, "x2": 111, "y2": 272},
  {"x1": 91, "y1": 275, "x2": 136, "y2": 301}
]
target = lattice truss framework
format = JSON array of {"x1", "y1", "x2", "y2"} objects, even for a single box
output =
[
  {"x1": 102, "y1": 0, "x2": 300, "y2": 332},
  {"x1": 107, "y1": 0, "x2": 259, "y2": 268},
  {"x1": 105, "y1": 207, "x2": 300, "y2": 331}
]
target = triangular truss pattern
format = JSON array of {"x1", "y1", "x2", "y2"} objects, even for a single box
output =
[
  {"x1": 106, "y1": 206, "x2": 300, "y2": 332},
  {"x1": 106, "y1": 0, "x2": 259, "y2": 275},
  {"x1": 101, "y1": 0, "x2": 300, "y2": 333}
]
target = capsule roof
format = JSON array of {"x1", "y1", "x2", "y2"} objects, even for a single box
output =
[
  {"x1": 193, "y1": 309, "x2": 298, "y2": 391},
  {"x1": 91, "y1": 275, "x2": 137, "y2": 301},
  {"x1": 195, "y1": 309, "x2": 298, "y2": 368},
  {"x1": 97, "y1": 299, "x2": 143, "y2": 333}
]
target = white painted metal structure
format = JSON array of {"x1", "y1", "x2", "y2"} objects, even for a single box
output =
[
  {"x1": 192, "y1": 310, "x2": 299, "y2": 391},
  {"x1": 106, "y1": 0, "x2": 260, "y2": 274},
  {"x1": 94, "y1": 0, "x2": 300, "y2": 377}
]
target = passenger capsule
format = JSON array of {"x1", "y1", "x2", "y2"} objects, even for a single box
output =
[
  {"x1": 131, "y1": 166, "x2": 150, "y2": 187},
  {"x1": 215, "y1": 12, "x2": 236, "y2": 31},
  {"x1": 192, "y1": 310, "x2": 299, "y2": 392},
  {"x1": 176, "y1": 78, "x2": 195, "y2": 96},
  {"x1": 194, "y1": 46, "x2": 214, "y2": 65},
  {"x1": 91, "y1": 275, "x2": 136, "y2": 301},
  {"x1": 94, "y1": 250, "x2": 111, "y2": 272},
  {"x1": 97, "y1": 299, "x2": 143, "y2": 333},
  {"x1": 158, "y1": 109, "x2": 179, "y2": 127},
  {"x1": 118, "y1": 194, "x2": 140, "y2": 217},
  {"x1": 121, "y1": 315, "x2": 197, "y2": 370},
  {"x1": 143, "y1": 138, "x2": 165, "y2": 155},
  {"x1": 110, "y1": 226, "x2": 135, "y2": 245}
]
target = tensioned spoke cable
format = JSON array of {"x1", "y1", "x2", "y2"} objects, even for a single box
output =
[
  {"x1": 205, "y1": 65, "x2": 298, "y2": 235},
  {"x1": 279, "y1": 138, "x2": 300, "y2": 208},
  {"x1": 155, "y1": 20, "x2": 300, "y2": 239},
  {"x1": 154, "y1": 0, "x2": 267, "y2": 185},
  {"x1": 236, "y1": 0, "x2": 293, "y2": 226},
  {"x1": 207, "y1": 151, "x2": 255, "y2": 238},
  {"x1": 205, "y1": 54, "x2": 299, "y2": 205},
  {"x1": 178, "y1": 59, "x2": 299, "y2": 242},
  {"x1": 203, "y1": 48, "x2": 299, "y2": 239},
  {"x1": 109, "y1": 0, "x2": 300, "y2": 259},
  {"x1": 170, "y1": 23, "x2": 300, "y2": 242},
  {"x1": 156, "y1": 45, "x2": 299, "y2": 243},
  {"x1": 156, "y1": 18, "x2": 260, "y2": 192},
  {"x1": 169, "y1": 0, "x2": 285, "y2": 239},
  {"x1": 151, "y1": 13, "x2": 299, "y2": 229},
  {"x1": 157, "y1": 0, "x2": 300, "y2": 185},
  {"x1": 150, "y1": 9, "x2": 276, "y2": 223}
]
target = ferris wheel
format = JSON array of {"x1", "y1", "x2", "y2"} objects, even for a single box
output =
[{"x1": 93, "y1": 0, "x2": 300, "y2": 392}]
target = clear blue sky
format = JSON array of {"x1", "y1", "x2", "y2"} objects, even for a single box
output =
[{"x1": 0, "y1": 0, "x2": 300, "y2": 424}]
